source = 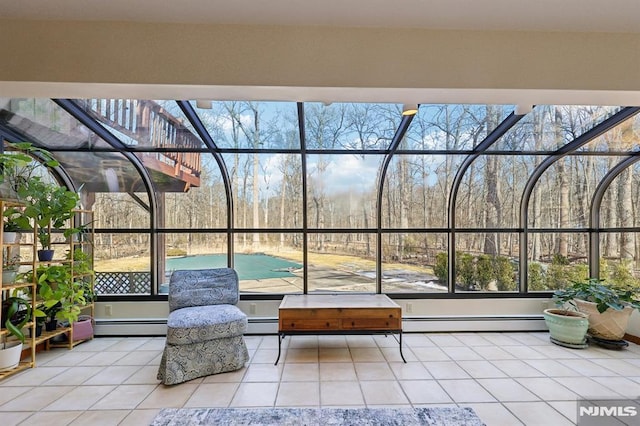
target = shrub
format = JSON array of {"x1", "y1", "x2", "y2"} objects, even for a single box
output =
[{"x1": 434, "y1": 252, "x2": 448, "y2": 283}]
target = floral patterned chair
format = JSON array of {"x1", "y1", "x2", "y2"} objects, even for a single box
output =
[{"x1": 157, "y1": 268, "x2": 249, "y2": 385}]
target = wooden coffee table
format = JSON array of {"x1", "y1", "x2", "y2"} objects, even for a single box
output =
[{"x1": 276, "y1": 294, "x2": 405, "y2": 364}]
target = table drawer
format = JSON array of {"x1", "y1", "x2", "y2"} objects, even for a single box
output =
[
  {"x1": 279, "y1": 319, "x2": 340, "y2": 331},
  {"x1": 341, "y1": 318, "x2": 401, "y2": 330}
]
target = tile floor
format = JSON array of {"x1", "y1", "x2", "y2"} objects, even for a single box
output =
[{"x1": 0, "y1": 331, "x2": 639, "y2": 425}]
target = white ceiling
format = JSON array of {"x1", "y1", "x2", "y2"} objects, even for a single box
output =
[{"x1": 1, "y1": 0, "x2": 639, "y2": 33}]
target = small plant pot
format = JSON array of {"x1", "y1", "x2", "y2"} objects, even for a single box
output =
[
  {"x1": 30, "y1": 324, "x2": 43, "y2": 338},
  {"x1": 45, "y1": 318, "x2": 58, "y2": 332},
  {"x1": 2, "y1": 270, "x2": 17, "y2": 285},
  {"x1": 0, "y1": 342, "x2": 23, "y2": 371},
  {"x1": 2, "y1": 232, "x2": 18, "y2": 244},
  {"x1": 37, "y1": 249, "x2": 55, "y2": 261},
  {"x1": 543, "y1": 308, "x2": 589, "y2": 346}
]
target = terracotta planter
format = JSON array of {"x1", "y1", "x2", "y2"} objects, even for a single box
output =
[
  {"x1": 575, "y1": 299, "x2": 634, "y2": 340},
  {"x1": 543, "y1": 308, "x2": 589, "y2": 345}
]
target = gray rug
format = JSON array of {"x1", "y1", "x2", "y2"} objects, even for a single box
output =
[{"x1": 151, "y1": 407, "x2": 485, "y2": 426}]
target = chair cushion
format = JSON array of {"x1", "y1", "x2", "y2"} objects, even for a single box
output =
[
  {"x1": 169, "y1": 268, "x2": 239, "y2": 312},
  {"x1": 166, "y1": 304, "x2": 248, "y2": 345}
]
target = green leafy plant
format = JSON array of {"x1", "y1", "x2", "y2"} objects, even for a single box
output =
[
  {"x1": 2, "y1": 293, "x2": 31, "y2": 343},
  {"x1": 553, "y1": 278, "x2": 640, "y2": 314},
  {"x1": 24, "y1": 264, "x2": 85, "y2": 324}
]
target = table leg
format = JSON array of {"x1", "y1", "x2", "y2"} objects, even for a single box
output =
[
  {"x1": 399, "y1": 331, "x2": 407, "y2": 363},
  {"x1": 275, "y1": 333, "x2": 284, "y2": 365}
]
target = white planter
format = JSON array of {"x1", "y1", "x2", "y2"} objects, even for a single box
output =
[
  {"x1": 0, "y1": 341, "x2": 23, "y2": 371},
  {"x1": 2, "y1": 232, "x2": 18, "y2": 244}
]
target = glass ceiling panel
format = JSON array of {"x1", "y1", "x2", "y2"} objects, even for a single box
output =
[
  {"x1": 487, "y1": 105, "x2": 622, "y2": 151},
  {"x1": 401, "y1": 104, "x2": 514, "y2": 150},
  {"x1": 193, "y1": 101, "x2": 300, "y2": 150},
  {"x1": 304, "y1": 102, "x2": 399, "y2": 150},
  {"x1": 580, "y1": 113, "x2": 640, "y2": 152},
  {"x1": 53, "y1": 150, "x2": 149, "y2": 194},
  {"x1": 0, "y1": 98, "x2": 112, "y2": 149},
  {"x1": 76, "y1": 99, "x2": 206, "y2": 149}
]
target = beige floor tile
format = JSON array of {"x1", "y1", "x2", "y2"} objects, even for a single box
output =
[
  {"x1": 184, "y1": 383, "x2": 239, "y2": 407},
  {"x1": 91, "y1": 384, "x2": 158, "y2": 410},
  {"x1": 319, "y1": 362, "x2": 357, "y2": 381},
  {"x1": 21, "y1": 410, "x2": 82, "y2": 425},
  {"x1": 124, "y1": 365, "x2": 162, "y2": 384},
  {"x1": 136, "y1": 339, "x2": 167, "y2": 351},
  {"x1": 43, "y1": 366, "x2": 105, "y2": 386},
  {"x1": 590, "y1": 376, "x2": 640, "y2": 398},
  {"x1": 276, "y1": 381, "x2": 320, "y2": 406},
  {"x1": 138, "y1": 383, "x2": 198, "y2": 409},
  {"x1": 411, "y1": 347, "x2": 451, "y2": 362},
  {"x1": 78, "y1": 351, "x2": 130, "y2": 366},
  {"x1": 389, "y1": 361, "x2": 432, "y2": 380},
  {"x1": 69, "y1": 409, "x2": 130, "y2": 425},
  {"x1": 1, "y1": 411, "x2": 32, "y2": 426},
  {"x1": 440, "y1": 346, "x2": 484, "y2": 361},
  {"x1": 243, "y1": 336, "x2": 263, "y2": 350},
  {"x1": 350, "y1": 347, "x2": 386, "y2": 362},
  {"x1": 427, "y1": 334, "x2": 465, "y2": 347},
  {"x1": 281, "y1": 363, "x2": 319, "y2": 381},
  {"x1": 83, "y1": 365, "x2": 140, "y2": 385},
  {"x1": 70, "y1": 338, "x2": 120, "y2": 352},
  {"x1": 354, "y1": 362, "x2": 395, "y2": 380},
  {"x1": 103, "y1": 338, "x2": 149, "y2": 352},
  {"x1": 457, "y1": 360, "x2": 508, "y2": 378},
  {"x1": 438, "y1": 379, "x2": 496, "y2": 403},
  {"x1": 381, "y1": 346, "x2": 416, "y2": 363},
  {"x1": 260, "y1": 336, "x2": 285, "y2": 350},
  {"x1": 230, "y1": 382, "x2": 278, "y2": 407},
  {"x1": 287, "y1": 336, "x2": 318, "y2": 349},
  {"x1": 0, "y1": 385, "x2": 75, "y2": 411},
  {"x1": 400, "y1": 380, "x2": 452, "y2": 404},
  {"x1": 477, "y1": 333, "x2": 521, "y2": 346},
  {"x1": 531, "y1": 344, "x2": 582, "y2": 360},
  {"x1": 43, "y1": 385, "x2": 115, "y2": 410},
  {"x1": 202, "y1": 368, "x2": 246, "y2": 383},
  {"x1": 43, "y1": 351, "x2": 94, "y2": 367},
  {"x1": 504, "y1": 401, "x2": 574, "y2": 426},
  {"x1": 503, "y1": 345, "x2": 547, "y2": 359},
  {"x1": 547, "y1": 400, "x2": 579, "y2": 425},
  {"x1": 467, "y1": 402, "x2": 524, "y2": 426},
  {"x1": 515, "y1": 377, "x2": 579, "y2": 401},
  {"x1": 0, "y1": 386, "x2": 30, "y2": 405},
  {"x1": 551, "y1": 376, "x2": 624, "y2": 399},
  {"x1": 424, "y1": 361, "x2": 471, "y2": 379},
  {"x1": 524, "y1": 359, "x2": 582, "y2": 377},
  {"x1": 346, "y1": 335, "x2": 378, "y2": 347},
  {"x1": 372, "y1": 335, "x2": 399, "y2": 348},
  {"x1": 319, "y1": 347, "x2": 352, "y2": 362},
  {"x1": 285, "y1": 348, "x2": 319, "y2": 363},
  {"x1": 360, "y1": 380, "x2": 409, "y2": 405},
  {"x1": 402, "y1": 333, "x2": 435, "y2": 347},
  {"x1": 320, "y1": 381, "x2": 364, "y2": 406},
  {"x1": 455, "y1": 334, "x2": 495, "y2": 346},
  {"x1": 494, "y1": 359, "x2": 544, "y2": 378},
  {"x1": 114, "y1": 350, "x2": 161, "y2": 366},
  {"x1": 243, "y1": 363, "x2": 283, "y2": 382},
  {"x1": 557, "y1": 358, "x2": 618, "y2": 376},
  {"x1": 251, "y1": 348, "x2": 280, "y2": 364},
  {"x1": 2, "y1": 366, "x2": 69, "y2": 386},
  {"x1": 119, "y1": 409, "x2": 161, "y2": 426},
  {"x1": 476, "y1": 378, "x2": 540, "y2": 402},
  {"x1": 591, "y1": 358, "x2": 640, "y2": 376},
  {"x1": 472, "y1": 345, "x2": 516, "y2": 360},
  {"x1": 318, "y1": 335, "x2": 348, "y2": 348}
]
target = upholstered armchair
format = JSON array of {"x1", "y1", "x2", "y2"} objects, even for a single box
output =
[{"x1": 157, "y1": 268, "x2": 249, "y2": 385}]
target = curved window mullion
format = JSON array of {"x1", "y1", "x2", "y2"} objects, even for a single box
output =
[
  {"x1": 518, "y1": 106, "x2": 640, "y2": 291},
  {"x1": 590, "y1": 153, "x2": 640, "y2": 278},
  {"x1": 447, "y1": 111, "x2": 524, "y2": 291}
]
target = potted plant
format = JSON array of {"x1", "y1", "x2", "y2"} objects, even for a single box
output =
[
  {"x1": 0, "y1": 293, "x2": 31, "y2": 371},
  {"x1": 2, "y1": 253, "x2": 21, "y2": 285},
  {"x1": 553, "y1": 278, "x2": 640, "y2": 342},
  {"x1": 11, "y1": 177, "x2": 80, "y2": 261},
  {"x1": 28, "y1": 264, "x2": 85, "y2": 329},
  {"x1": 2, "y1": 215, "x2": 22, "y2": 244},
  {"x1": 0, "y1": 142, "x2": 59, "y2": 200},
  {"x1": 543, "y1": 303, "x2": 590, "y2": 348}
]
